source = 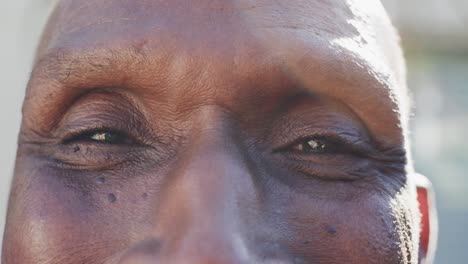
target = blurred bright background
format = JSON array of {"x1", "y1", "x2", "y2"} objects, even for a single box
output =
[
  {"x1": 1, "y1": 0, "x2": 467, "y2": 262},
  {"x1": 381, "y1": 1, "x2": 468, "y2": 262}
]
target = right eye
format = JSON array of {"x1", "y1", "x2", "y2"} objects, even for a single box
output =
[
  {"x1": 64, "y1": 129, "x2": 134, "y2": 145},
  {"x1": 89, "y1": 131, "x2": 126, "y2": 144}
]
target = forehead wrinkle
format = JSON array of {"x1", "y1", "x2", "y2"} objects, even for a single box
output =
[
  {"x1": 28, "y1": 49, "x2": 127, "y2": 97},
  {"x1": 236, "y1": 0, "x2": 405, "y2": 96},
  {"x1": 39, "y1": 1, "x2": 252, "y2": 62},
  {"x1": 239, "y1": 0, "x2": 403, "y2": 81},
  {"x1": 237, "y1": 0, "x2": 359, "y2": 38},
  {"x1": 245, "y1": 0, "x2": 404, "y2": 79}
]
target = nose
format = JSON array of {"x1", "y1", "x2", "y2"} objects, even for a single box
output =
[{"x1": 118, "y1": 124, "x2": 259, "y2": 264}]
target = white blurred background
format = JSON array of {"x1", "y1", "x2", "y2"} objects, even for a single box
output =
[
  {"x1": 1, "y1": 0, "x2": 467, "y2": 262},
  {"x1": 382, "y1": 1, "x2": 468, "y2": 263}
]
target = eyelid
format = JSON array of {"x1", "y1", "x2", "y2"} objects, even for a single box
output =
[{"x1": 52, "y1": 90, "x2": 157, "y2": 145}]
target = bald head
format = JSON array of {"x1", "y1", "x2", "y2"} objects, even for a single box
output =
[{"x1": 4, "y1": 1, "x2": 425, "y2": 264}]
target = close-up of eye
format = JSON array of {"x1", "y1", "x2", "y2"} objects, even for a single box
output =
[
  {"x1": 63, "y1": 129, "x2": 135, "y2": 145},
  {"x1": 290, "y1": 137, "x2": 336, "y2": 154},
  {"x1": 279, "y1": 135, "x2": 349, "y2": 156},
  {"x1": 48, "y1": 126, "x2": 155, "y2": 170}
]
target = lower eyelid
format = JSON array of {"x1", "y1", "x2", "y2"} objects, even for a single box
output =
[
  {"x1": 287, "y1": 161, "x2": 361, "y2": 181},
  {"x1": 285, "y1": 155, "x2": 374, "y2": 179},
  {"x1": 47, "y1": 142, "x2": 145, "y2": 168}
]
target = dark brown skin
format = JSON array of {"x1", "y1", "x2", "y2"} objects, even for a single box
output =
[{"x1": 3, "y1": 0, "x2": 422, "y2": 263}]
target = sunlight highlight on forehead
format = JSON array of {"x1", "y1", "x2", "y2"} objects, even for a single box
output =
[
  {"x1": 332, "y1": 0, "x2": 411, "y2": 163},
  {"x1": 331, "y1": 0, "x2": 409, "y2": 119},
  {"x1": 238, "y1": 0, "x2": 409, "y2": 142}
]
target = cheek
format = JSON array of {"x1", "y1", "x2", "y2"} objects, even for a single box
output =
[
  {"x1": 5, "y1": 157, "x2": 417, "y2": 264},
  {"x1": 3, "y1": 162, "x2": 138, "y2": 264},
  {"x1": 265, "y1": 190, "x2": 408, "y2": 264}
]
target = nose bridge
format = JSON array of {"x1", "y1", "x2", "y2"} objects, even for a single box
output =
[
  {"x1": 127, "y1": 111, "x2": 257, "y2": 263},
  {"x1": 176, "y1": 111, "x2": 247, "y2": 208},
  {"x1": 170, "y1": 121, "x2": 252, "y2": 231}
]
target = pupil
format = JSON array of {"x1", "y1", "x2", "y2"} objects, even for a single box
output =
[
  {"x1": 304, "y1": 139, "x2": 326, "y2": 153},
  {"x1": 91, "y1": 132, "x2": 116, "y2": 143}
]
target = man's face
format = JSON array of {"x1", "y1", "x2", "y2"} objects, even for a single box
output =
[{"x1": 3, "y1": 0, "x2": 420, "y2": 263}]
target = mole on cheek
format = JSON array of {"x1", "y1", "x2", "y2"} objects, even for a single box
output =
[
  {"x1": 367, "y1": 240, "x2": 378, "y2": 252},
  {"x1": 325, "y1": 224, "x2": 337, "y2": 235},
  {"x1": 107, "y1": 193, "x2": 117, "y2": 203},
  {"x1": 293, "y1": 256, "x2": 307, "y2": 264},
  {"x1": 96, "y1": 177, "x2": 106, "y2": 184}
]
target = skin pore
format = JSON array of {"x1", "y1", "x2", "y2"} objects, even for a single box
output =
[{"x1": 3, "y1": 0, "x2": 421, "y2": 263}]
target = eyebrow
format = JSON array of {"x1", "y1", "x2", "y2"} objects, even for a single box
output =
[{"x1": 31, "y1": 48, "x2": 135, "y2": 86}]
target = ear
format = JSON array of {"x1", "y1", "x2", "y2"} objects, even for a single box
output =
[{"x1": 414, "y1": 174, "x2": 438, "y2": 264}]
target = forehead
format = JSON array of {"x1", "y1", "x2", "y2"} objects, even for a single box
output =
[
  {"x1": 41, "y1": 0, "x2": 397, "y2": 57},
  {"x1": 33, "y1": 0, "x2": 406, "y2": 145}
]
